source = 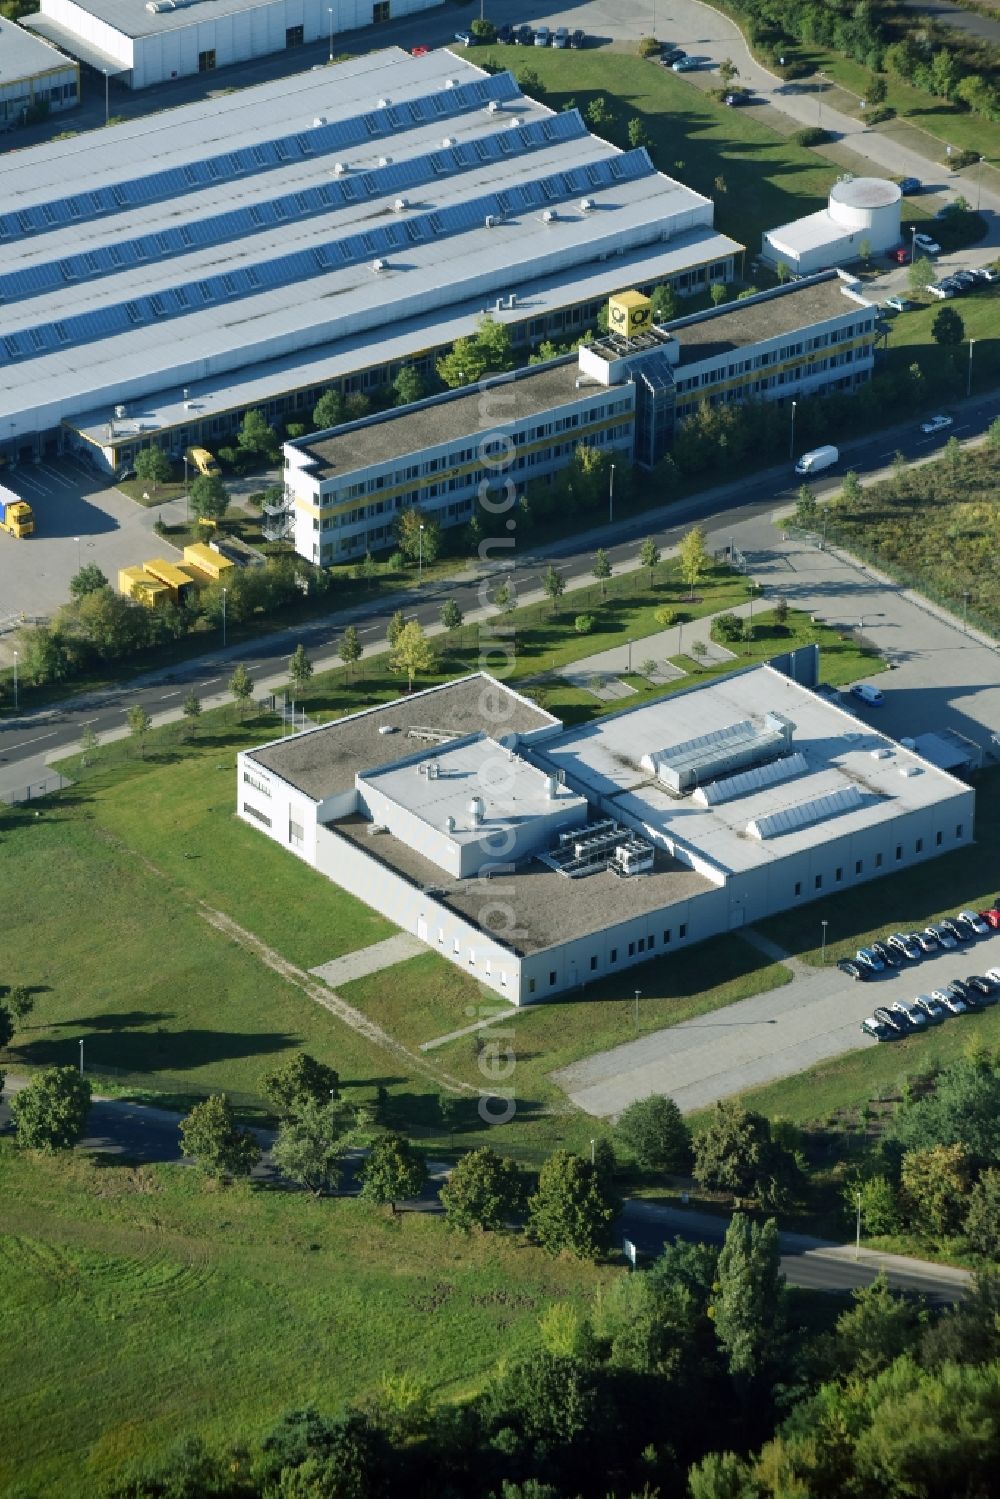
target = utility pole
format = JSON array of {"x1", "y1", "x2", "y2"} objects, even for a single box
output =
[
  {"x1": 634, "y1": 988, "x2": 641, "y2": 1035},
  {"x1": 608, "y1": 463, "x2": 615, "y2": 526},
  {"x1": 820, "y1": 919, "x2": 828, "y2": 964},
  {"x1": 967, "y1": 338, "x2": 975, "y2": 399},
  {"x1": 418, "y1": 521, "x2": 425, "y2": 582},
  {"x1": 328, "y1": 6, "x2": 334, "y2": 62},
  {"x1": 79, "y1": 1038, "x2": 85, "y2": 1076},
  {"x1": 789, "y1": 399, "x2": 797, "y2": 462},
  {"x1": 13, "y1": 647, "x2": 18, "y2": 711},
  {"x1": 855, "y1": 1190, "x2": 862, "y2": 1261},
  {"x1": 222, "y1": 586, "x2": 227, "y2": 649}
]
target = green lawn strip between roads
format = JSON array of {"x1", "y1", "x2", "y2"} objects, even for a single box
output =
[{"x1": 0, "y1": 1143, "x2": 607, "y2": 1497}]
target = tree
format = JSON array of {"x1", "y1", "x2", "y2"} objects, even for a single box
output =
[
  {"x1": 288, "y1": 643, "x2": 313, "y2": 695},
  {"x1": 713, "y1": 1214, "x2": 786, "y2": 1381},
  {"x1": 678, "y1": 525, "x2": 710, "y2": 599},
  {"x1": 931, "y1": 305, "x2": 965, "y2": 346},
  {"x1": 272, "y1": 1099, "x2": 352, "y2": 1196},
  {"x1": 344, "y1": 390, "x2": 371, "y2": 421},
  {"x1": 718, "y1": 57, "x2": 739, "y2": 89},
  {"x1": 69, "y1": 563, "x2": 109, "y2": 600},
  {"x1": 392, "y1": 364, "x2": 425, "y2": 407},
  {"x1": 639, "y1": 535, "x2": 660, "y2": 585},
  {"x1": 189, "y1": 473, "x2": 229, "y2": 523},
  {"x1": 585, "y1": 95, "x2": 613, "y2": 129},
  {"x1": 389, "y1": 619, "x2": 434, "y2": 692},
  {"x1": 437, "y1": 1093, "x2": 464, "y2": 1144},
  {"x1": 840, "y1": 469, "x2": 863, "y2": 506},
  {"x1": 440, "y1": 599, "x2": 463, "y2": 633},
  {"x1": 710, "y1": 282, "x2": 728, "y2": 307},
  {"x1": 179, "y1": 1093, "x2": 261, "y2": 1180},
  {"x1": 794, "y1": 483, "x2": 818, "y2": 528},
  {"x1": 229, "y1": 663, "x2": 254, "y2": 718},
  {"x1": 846, "y1": 1173, "x2": 900, "y2": 1236},
  {"x1": 907, "y1": 254, "x2": 936, "y2": 295},
  {"x1": 640, "y1": 658, "x2": 658, "y2": 678},
  {"x1": 714, "y1": 612, "x2": 743, "y2": 643},
  {"x1": 542, "y1": 563, "x2": 565, "y2": 615},
  {"x1": 0, "y1": 1005, "x2": 12, "y2": 1051},
  {"x1": 134, "y1": 447, "x2": 172, "y2": 494},
  {"x1": 10, "y1": 1066, "x2": 91, "y2": 1152},
  {"x1": 650, "y1": 282, "x2": 677, "y2": 324},
  {"x1": 528, "y1": 1150, "x2": 618, "y2": 1260},
  {"x1": 775, "y1": 259, "x2": 790, "y2": 284},
  {"x1": 396, "y1": 508, "x2": 441, "y2": 568},
  {"x1": 263, "y1": 1052, "x2": 341, "y2": 1116},
  {"x1": 627, "y1": 117, "x2": 652, "y2": 151},
  {"x1": 574, "y1": 614, "x2": 594, "y2": 634},
  {"x1": 859, "y1": 237, "x2": 872, "y2": 266},
  {"x1": 592, "y1": 547, "x2": 612, "y2": 598},
  {"x1": 470, "y1": 16, "x2": 495, "y2": 42},
  {"x1": 929, "y1": 46, "x2": 959, "y2": 100},
  {"x1": 236, "y1": 408, "x2": 277, "y2": 458},
  {"x1": 359, "y1": 551, "x2": 378, "y2": 590},
  {"x1": 6, "y1": 985, "x2": 34, "y2": 1025},
  {"x1": 359, "y1": 1131, "x2": 427, "y2": 1214},
  {"x1": 79, "y1": 722, "x2": 100, "y2": 765},
  {"x1": 691, "y1": 639, "x2": 708, "y2": 667},
  {"x1": 900, "y1": 1143, "x2": 972, "y2": 1237},
  {"x1": 386, "y1": 609, "x2": 407, "y2": 649},
  {"x1": 830, "y1": 1272, "x2": 923, "y2": 1379},
  {"x1": 339, "y1": 623, "x2": 362, "y2": 680},
  {"x1": 312, "y1": 388, "x2": 344, "y2": 429},
  {"x1": 693, "y1": 1099, "x2": 798, "y2": 1207},
  {"x1": 440, "y1": 1146, "x2": 524, "y2": 1232},
  {"x1": 494, "y1": 579, "x2": 516, "y2": 614},
  {"x1": 892, "y1": 1053, "x2": 1000, "y2": 1164},
  {"x1": 714, "y1": 174, "x2": 728, "y2": 196},
  {"x1": 127, "y1": 703, "x2": 151, "y2": 758},
  {"x1": 182, "y1": 690, "x2": 202, "y2": 737},
  {"x1": 515, "y1": 66, "x2": 546, "y2": 99},
  {"x1": 616, "y1": 1094, "x2": 692, "y2": 1174},
  {"x1": 964, "y1": 1169, "x2": 1000, "y2": 1258}
]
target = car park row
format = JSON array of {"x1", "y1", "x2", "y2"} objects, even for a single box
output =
[{"x1": 835, "y1": 906, "x2": 1000, "y2": 1041}]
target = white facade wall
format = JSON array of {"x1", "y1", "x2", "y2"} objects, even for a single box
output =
[
  {"x1": 237, "y1": 754, "x2": 319, "y2": 863},
  {"x1": 40, "y1": 0, "x2": 134, "y2": 70}
]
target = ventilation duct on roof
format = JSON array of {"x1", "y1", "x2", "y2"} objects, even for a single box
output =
[
  {"x1": 692, "y1": 751, "x2": 808, "y2": 807},
  {"x1": 747, "y1": 783, "x2": 864, "y2": 840},
  {"x1": 641, "y1": 712, "x2": 796, "y2": 796}
]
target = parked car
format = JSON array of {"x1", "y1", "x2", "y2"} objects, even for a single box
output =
[
  {"x1": 966, "y1": 975, "x2": 997, "y2": 998},
  {"x1": 861, "y1": 1017, "x2": 895, "y2": 1041},
  {"x1": 837, "y1": 958, "x2": 867, "y2": 981},
  {"x1": 946, "y1": 977, "x2": 972, "y2": 1001},
  {"x1": 570, "y1": 28, "x2": 586, "y2": 48},
  {"x1": 932, "y1": 988, "x2": 967, "y2": 1015},
  {"x1": 979, "y1": 908, "x2": 1000, "y2": 929},
  {"x1": 725, "y1": 91, "x2": 751, "y2": 106},
  {"x1": 892, "y1": 1000, "x2": 928, "y2": 1030},
  {"x1": 874, "y1": 1006, "x2": 906, "y2": 1035},
  {"x1": 954, "y1": 985, "x2": 983, "y2": 1010},
  {"x1": 514, "y1": 25, "x2": 534, "y2": 44},
  {"x1": 884, "y1": 295, "x2": 916, "y2": 313},
  {"x1": 928, "y1": 923, "x2": 958, "y2": 949},
  {"x1": 871, "y1": 941, "x2": 902, "y2": 969},
  {"x1": 926, "y1": 283, "x2": 955, "y2": 301},
  {"x1": 553, "y1": 26, "x2": 569, "y2": 47},
  {"x1": 914, "y1": 994, "x2": 946, "y2": 1024},
  {"x1": 913, "y1": 232, "x2": 941, "y2": 255},
  {"x1": 939, "y1": 917, "x2": 968, "y2": 943},
  {"x1": 986, "y1": 966, "x2": 1000, "y2": 985},
  {"x1": 915, "y1": 929, "x2": 939, "y2": 953},
  {"x1": 888, "y1": 933, "x2": 921, "y2": 961},
  {"x1": 673, "y1": 56, "x2": 699, "y2": 71},
  {"x1": 951, "y1": 270, "x2": 978, "y2": 289},
  {"x1": 533, "y1": 25, "x2": 551, "y2": 45},
  {"x1": 920, "y1": 414, "x2": 953, "y2": 435},
  {"x1": 496, "y1": 23, "x2": 514, "y2": 43},
  {"x1": 958, "y1": 910, "x2": 990, "y2": 936},
  {"x1": 898, "y1": 177, "x2": 921, "y2": 194},
  {"x1": 661, "y1": 47, "x2": 686, "y2": 64},
  {"x1": 856, "y1": 947, "x2": 885, "y2": 973},
  {"x1": 971, "y1": 266, "x2": 998, "y2": 283}
]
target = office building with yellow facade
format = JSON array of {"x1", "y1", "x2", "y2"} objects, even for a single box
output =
[{"x1": 285, "y1": 272, "x2": 877, "y2": 566}]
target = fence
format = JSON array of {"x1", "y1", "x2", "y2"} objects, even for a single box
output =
[{"x1": 0, "y1": 771, "x2": 70, "y2": 806}]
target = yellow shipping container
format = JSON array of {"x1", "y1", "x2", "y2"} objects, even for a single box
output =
[
  {"x1": 183, "y1": 542, "x2": 234, "y2": 581},
  {"x1": 144, "y1": 556, "x2": 196, "y2": 603},
  {"x1": 118, "y1": 566, "x2": 169, "y2": 607}
]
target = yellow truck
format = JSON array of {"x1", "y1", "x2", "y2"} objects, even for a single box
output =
[
  {"x1": 0, "y1": 484, "x2": 34, "y2": 539},
  {"x1": 185, "y1": 446, "x2": 222, "y2": 478}
]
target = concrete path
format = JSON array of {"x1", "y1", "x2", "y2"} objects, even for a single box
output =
[
  {"x1": 310, "y1": 932, "x2": 424, "y2": 988},
  {"x1": 552, "y1": 933, "x2": 1000, "y2": 1118}
]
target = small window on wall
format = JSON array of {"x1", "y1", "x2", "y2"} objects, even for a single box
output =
[
  {"x1": 628, "y1": 942, "x2": 635, "y2": 956},
  {"x1": 372, "y1": 0, "x2": 390, "y2": 21},
  {"x1": 285, "y1": 24, "x2": 304, "y2": 45},
  {"x1": 528, "y1": 978, "x2": 536, "y2": 994},
  {"x1": 610, "y1": 948, "x2": 617, "y2": 963},
  {"x1": 549, "y1": 971, "x2": 557, "y2": 986},
  {"x1": 289, "y1": 819, "x2": 304, "y2": 848},
  {"x1": 679, "y1": 924, "x2": 687, "y2": 939},
  {"x1": 856, "y1": 860, "x2": 863, "y2": 875},
  {"x1": 956, "y1": 823, "x2": 964, "y2": 838},
  {"x1": 198, "y1": 49, "x2": 216, "y2": 71},
  {"x1": 794, "y1": 882, "x2": 802, "y2": 897},
  {"x1": 815, "y1": 874, "x2": 823, "y2": 890},
  {"x1": 935, "y1": 831, "x2": 943, "y2": 847},
  {"x1": 663, "y1": 929, "x2": 671, "y2": 943},
  {"x1": 915, "y1": 838, "x2": 923, "y2": 854},
  {"x1": 875, "y1": 852, "x2": 883, "y2": 867},
  {"x1": 590, "y1": 955, "x2": 598, "y2": 971}
]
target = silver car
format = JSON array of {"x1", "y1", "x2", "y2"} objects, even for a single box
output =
[
  {"x1": 892, "y1": 1000, "x2": 927, "y2": 1029},
  {"x1": 931, "y1": 988, "x2": 967, "y2": 1015},
  {"x1": 927, "y1": 924, "x2": 958, "y2": 950},
  {"x1": 914, "y1": 994, "x2": 946, "y2": 1023}
]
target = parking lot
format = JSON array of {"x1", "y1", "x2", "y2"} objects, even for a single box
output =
[{"x1": 553, "y1": 924, "x2": 1000, "y2": 1118}]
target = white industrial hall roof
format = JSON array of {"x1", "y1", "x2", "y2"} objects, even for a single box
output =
[
  {"x1": 0, "y1": 46, "x2": 739, "y2": 443},
  {"x1": 0, "y1": 15, "x2": 76, "y2": 81},
  {"x1": 533, "y1": 666, "x2": 970, "y2": 878}
]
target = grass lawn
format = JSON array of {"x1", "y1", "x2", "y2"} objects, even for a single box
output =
[
  {"x1": 0, "y1": 1143, "x2": 607, "y2": 1496},
  {"x1": 476, "y1": 46, "x2": 842, "y2": 255},
  {"x1": 883, "y1": 285, "x2": 1000, "y2": 397}
]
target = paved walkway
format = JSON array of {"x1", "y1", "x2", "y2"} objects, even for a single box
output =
[{"x1": 310, "y1": 932, "x2": 424, "y2": 988}]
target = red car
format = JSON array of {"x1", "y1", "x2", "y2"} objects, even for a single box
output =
[
  {"x1": 979, "y1": 908, "x2": 1000, "y2": 929},
  {"x1": 411, "y1": 44, "x2": 429, "y2": 56}
]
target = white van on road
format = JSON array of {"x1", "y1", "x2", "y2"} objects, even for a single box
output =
[
  {"x1": 851, "y1": 683, "x2": 885, "y2": 706},
  {"x1": 794, "y1": 444, "x2": 839, "y2": 477}
]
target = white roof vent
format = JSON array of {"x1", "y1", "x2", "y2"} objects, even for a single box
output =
[
  {"x1": 899, "y1": 764, "x2": 922, "y2": 778},
  {"x1": 372, "y1": 258, "x2": 386, "y2": 273},
  {"x1": 542, "y1": 209, "x2": 555, "y2": 223},
  {"x1": 580, "y1": 198, "x2": 595, "y2": 212},
  {"x1": 445, "y1": 78, "x2": 458, "y2": 88},
  {"x1": 393, "y1": 197, "x2": 408, "y2": 212},
  {"x1": 145, "y1": 1, "x2": 176, "y2": 11},
  {"x1": 114, "y1": 404, "x2": 127, "y2": 419},
  {"x1": 441, "y1": 136, "x2": 455, "y2": 148},
  {"x1": 488, "y1": 100, "x2": 500, "y2": 113},
  {"x1": 870, "y1": 747, "x2": 892, "y2": 760},
  {"x1": 378, "y1": 97, "x2": 390, "y2": 108},
  {"x1": 333, "y1": 161, "x2": 347, "y2": 174},
  {"x1": 484, "y1": 213, "x2": 496, "y2": 228},
  {"x1": 377, "y1": 724, "x2": 397, "y2": 736},
  {"x1": 378, "y1": 155, "x2": 392, "y2": 166},
  {"x1": 313, "y1": 116, "x2": 327, "y2": 127},
  {"x1": 509, "y1": 117, "x2": 521, "y2": 128}
]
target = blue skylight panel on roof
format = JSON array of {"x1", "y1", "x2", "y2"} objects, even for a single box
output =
[{"x1": 295, "y1": 134, "x2": 312, "y2": 154}]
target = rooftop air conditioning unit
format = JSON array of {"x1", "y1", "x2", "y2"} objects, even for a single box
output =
[
  {"x1": 114, "y1": 404, "x2": 127, "y2": 418},
  {"x1": 445, "y1": 78, "x2": 458, "y2": 88},
  {"x1": 393, "y1": 197, "x2": 408, "y2": 212},
  {"x1": 379, "y1": 155, "x2": 392, "y2": 166},
  {"x1": 313, "y1": 116, "x2": 327, "y2": 127},
  {"x1": 441, "y1": 136, "x2": 455, "y2": 148},
  {"x1": 484, "y1": 213, "x2": 496, "y2": 228},
  {"x1": 508, "y1": 118, "x2": 521, "y2": 129},
  {"x1": 145, "y1": 0, "x2": 176, "y2": 11},
  {"x1": 579, "y1": 197, "x2": 594, "y2": 212},
  {"x1": 542, "y1": 209, "x2": 555, "y2": 223},
  {"x1": 488, "y1": 100, "x2": 500, "y2": 113},
  {"x1": 333, "y1": 161, "x2": 346, "y2": 175},
  {"x1": 372, "y1": 258, "x2": 386, "y2": 273},
  {"x1": 378, "y1": 97, "x2": 390, "y2": 108}
]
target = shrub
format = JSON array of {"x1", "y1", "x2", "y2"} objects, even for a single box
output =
[
  {"x1": 714, "y1": 612, "x2": 744, "y2": 643},
  {"x1": 792, "y1": 126, "x2": 830, "y2": 147},
  {"x1": 637, "y1": 36, "x2": 659, "y2": 58},
  {"x1": 574, "y1": 614, "x2": 595, "y2": 634}
]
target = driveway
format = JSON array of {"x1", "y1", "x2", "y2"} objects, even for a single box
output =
[{"x1": 553, "y1": 935, "x2": 1000, "y2": 1117}]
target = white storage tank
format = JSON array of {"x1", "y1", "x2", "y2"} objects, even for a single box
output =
[{"x1": 827, "y1": 177, "x2": 901, "y2": 251}]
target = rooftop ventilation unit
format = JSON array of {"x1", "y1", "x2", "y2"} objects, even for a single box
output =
[
  {"x1": 372, "y1": 258, "x2": 386, "y2": 273},
  {"x1": 313, "y1": 116, "x2": 327, "y2": 127},
  {"x1": 485, "y1": 214, "x2": 496, "y2": 228},
  {"x1": 446, "y1": 78, "x2": 458, "y2": 88},
  {"x1": 145, "y1": 0, "x2": 176, "y2": 11},
  {"x1": 641, "y1": 712, "x2": 796, "y2": 796},
  {"x1": 899, "y1": 765, "x2": 922, "y2": 778},
  {"x1": 441, "y1": 136, "x2": 455, "y2": 148},
  {"x1": 333, "y1": 161, "x2": 347, "y2": 174},
  {"x1": 508, "y1": 118, "x2": 521, "y2": 129},
  {"x1": 378, "y1": 98, "x2": 390, "y2": 108},
  {"x1": 542, "y1": 209, "x2": 555, "y2": 223},
  {"x1": 747, "y1": 783, "x2": 864, "y2": 840},
  {"x1": 693, "y1": 751, "x2": 808, "y2": 807},
  {"x1": 114, "y1": 404, "x2": 127, "y2": 419},
  {"x1": 394, "y1": 197, "x2": 408, "y2": 212},
  {"x1": 488, "y1": 100, "x2": 501, "y2": 113},
  {"x1": 379, "y1": 155, "x2": 392, "y2": 166},
  {"x1": 580, "y1": 198, "x2": 595, "y2": 212}
]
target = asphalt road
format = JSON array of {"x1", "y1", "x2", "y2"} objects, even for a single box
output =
[{"x1": 2, "y1": 389, "x2": 997, "y2": 780}]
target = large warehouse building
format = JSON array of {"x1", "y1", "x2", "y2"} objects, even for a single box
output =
[
  {"x1": 284, "y1": 273, "x2": 877, "y2": 565},
  {"x1": 237, "y1": 668, "x2": 974, "y2": 1004},
  {"x1": 0, "y1": 46, "x2": 741, "y2": 473},
  {"x1": 24, "y1": 0, "x2": 438, "y2": 89}
]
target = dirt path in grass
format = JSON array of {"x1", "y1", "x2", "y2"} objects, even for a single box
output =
[{"x1": 198, "y1": 904, "x2": 477, "y2": 1095}]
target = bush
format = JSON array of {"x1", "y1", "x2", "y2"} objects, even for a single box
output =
[
  {"x1": 713, "y1": 612, "x2": 743, "y2": 643},
  {"x1": 792, "y1": 126, "x2": 830, "y2": 147},
  {"x1": 637, "y1": 36, "x2": 659, "y2": 58},
  {"x1": 574, "y1": 614, "x2": 595, "y2": 634}
]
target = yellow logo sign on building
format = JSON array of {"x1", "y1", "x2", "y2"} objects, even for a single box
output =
[{"x1": 607, "y1": 290, "x2": 653, "y2": 337}]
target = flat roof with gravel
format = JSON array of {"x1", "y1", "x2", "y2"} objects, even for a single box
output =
[
  {"x1": 247, "y1": 674, "x2": 557, "y2": 802},
  {"x1": 669, "y1": 276, "x2": 869, "y2": 363}
]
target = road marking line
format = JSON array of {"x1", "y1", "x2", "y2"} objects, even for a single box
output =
[
  {"x1": 14, "y1": 731, "x2": 57, "y2": 748},
  {"x1": 160, "y1": 690, "x2": 181, "y2": 699}
]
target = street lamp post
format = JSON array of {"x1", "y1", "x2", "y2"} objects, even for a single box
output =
[
  {"x1": 820, "y1": 919, "x2": 829, "y2": 965},
  {"x1": 104, "y1": 70, "x2": 109, "y2": 126},
  {"x1": 12, "y1": 648, "x2": 18, "y2": 712},
  {"x1": 962, "y1": 591, "x2": 970, "y2": 633},
  {"x1": 910, "y1": 224, "x2": 918, "y2": 265},
  {"x1": 183, "y1": 453, "x2": 189, "y2": 522},
  {"x1": 976, "y1": 155, "x2": 985, "y2": 213},
  {"x1": 221, "y1": 586, "x2": 227, "y2": 649},
  {"x1": 74, "y1": 535, "x2": 81, "y2": 572},
  {"x1": 590, "y1": 1138, "x2": 596, "y2": 1165},
  {"x1": 789, "y1": 399, "x2": 797, "y2": 462},
  {"x1": 418, "y1": 521, "x2": 425, "y2": 582},
  {"x1": 328, "y1": 6, "x2": 334, "y2": 62},
  {"x1": 634, "y1": 988, "x2": 642, "y2": 1035},
  {"x1": 79, "y1": 1038, "x2": 85, "y2": 1076},
  {"x1": 608, "y1": 463, "x2": 615, "y2": 526},
  {"x1": 967, "y1": 338, "x2": 975, "y2": 399},
  {"x1": 855, "y1": 1190, "x2": 862, "y2": 1261}
]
